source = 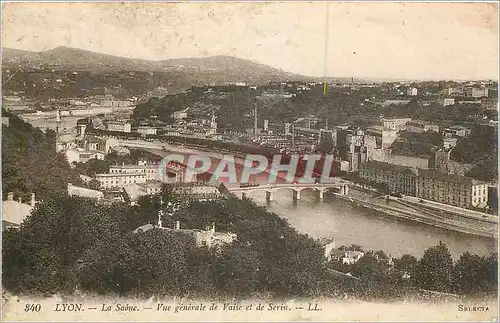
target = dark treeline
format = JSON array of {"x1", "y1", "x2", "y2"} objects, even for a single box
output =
[
  {"x1": 329, "y1": 242, "x2": 498, "y2": 298},
  {"x1": 2, "y1": 187, "x2": 497, "y2": 301}
]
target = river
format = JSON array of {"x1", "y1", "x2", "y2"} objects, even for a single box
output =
[{"x1": 243, "y1": 188, "x2": 496, "y2": 259}]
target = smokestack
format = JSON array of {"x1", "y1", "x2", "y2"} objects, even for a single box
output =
[
  {"x1": 253, "y1": 103, "x2": 258, "y2": 135},
  {"x1": 176, "y1": 221, "x2": 180, "y2": 230},
  {"x1": 30, "y1": 193, "x2": 36, "y2": 207},
  {"x1": 7, "y1": 192, "x2": 14, "y2": 201}
]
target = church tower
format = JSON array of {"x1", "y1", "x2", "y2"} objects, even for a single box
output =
[{"x1": 207, "y1": 108, "x2": 217, "y2": 136}]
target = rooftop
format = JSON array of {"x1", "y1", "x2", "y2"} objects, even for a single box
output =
[
  {"x1": 2, "y1": 200, "x2": 33, "y2": 227},
  {"x1": 95, "y1": 173, "x2": 146, "y2": 178},
  {"x1": 109, "y1": 164, "x2": 158, "y2": 169},
  {"x1": 67, "y1": 183, "x2": 103, "y2": 199},
  {"x1": 418, "y1": 169, "x2": 485, "y2": 185},
  {"x1": 361, "y1": 161, "x2": 417, "y2": 175}
]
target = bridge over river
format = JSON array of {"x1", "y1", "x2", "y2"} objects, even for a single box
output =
[{"x1": 228, "y1": 181, "x2": 350, "y2": 201}]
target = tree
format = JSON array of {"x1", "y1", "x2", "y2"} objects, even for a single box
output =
[
  {"x1": 393, "y1": 254, "x2": 418, "y2": 279},
  {"x1": 413, "y1": 242, "x2": 454, "y2": 292},
  {"x1": 452, "y1": 252, "x2": 497, "y2": 296},
  {"x1": 1, "y1": 111, "x2": 83, "y2": 201}
]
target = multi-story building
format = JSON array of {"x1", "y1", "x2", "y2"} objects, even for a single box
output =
[
  {"x1": 172, "y1": 110, "x2": 188, "y2": 120},
  {"x1": 382, "y1": 118, "x2": 412, "y2": 131},
  {"x1": 466, "y1": 87, "x2": 489, "y2": 98},
  {"x1": 443, "y1": 98, "x2": 455, "y2": 106},
  {"x1": 137, "y1": 126, "x2": 158, "y2": 135},
  {"x1": 95, "y1": 173, "x2": 147, "y2": 189},
  {"x1": 366, "y1": 126, "x2": 397, "y2": 149},
  {"x1": 79, "y1": 151, "x2": 106, "y2": 163},
  {"x1": 109, "y1": 164, "x2": 160, "y2": 181},
  {"x1": 407, "y1": 87, "x2": 418, "y2": 96},
  {"x1": 444, "y1": 87, "x2": 463, "y2": 96},
  {"x1": 406, "y1": 120, "x2": 439, "y2": 133},
  {"x1": 416, "y1": 170, "x2": 488, "y2": 208},
  {"x1": 359, "y1": 161, "x2": 417, "y2": 196},
  {"x1": 106, "y1": 121, "x2": 131, "y2": 133}
]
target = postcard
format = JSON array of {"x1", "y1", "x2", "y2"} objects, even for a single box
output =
[{"x1": 1, "y1": 1, "x2": 498, "y2": 322}]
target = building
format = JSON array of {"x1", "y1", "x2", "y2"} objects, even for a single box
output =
[
  {"x1": 2, "y1": 192, "x2": 35, "y2": 229},
  {"x1": 101, "y1": 100, "x2": 132, "y2": 107},
  {"x1": 466, "y1": 87, "x2": 488, "y2": 98},
  {"x1": 95, "y1": 173, "x2": 147, "y2": 189},
  {"x1": 137, "y1": 126, "x2": 157, "y2": 135},
  {"x1": 134, "y1": 220, "x2": 237, "y2": 250},
  {"x1": 407, "y1": 87, "x2": 418, "y2": 96},
  {"x1": 443, "y1": 98, "x2": 455, "y2": 106},
  {"x1": 172, "y1": 108, "x2": 189, "y2": 120},
  {"x1": 173, "y1": 183, "x2": 222, "y2": 200},
  {"x1": 106, "y1": 121, "x2": 131, "y2": 133},
  {"x1": 67, "y1": 183, "x2": 104, "y2": 200},
  {"x1": 79, "y1": 151, "x2": 106, "y2": 163},
  {"x1": 382, "y1": 118, "x2": 412, "y2": 131},
  {"x1": 360, "y1": 161, "x2": 418, "y2": 196},
  {"x1": 406, "y1": 120, "x2": 439, "y2": 133},
  {"x1": 444, "y1": 125, "x2": 471, "y2": 138},
  {"x1": 342, "y1": 251, "x2": 365, "y2": 265},
  {"x1": 123, "y1": 182, "x2": 162, "y2": 205},
  {"x1": 382, "y1": 99, "x2": 411, "y2": 106},
  {"x1": 109, "y1": 164, "x2": 160, "y2": 181},
  {"x1": 319, "y1": 238, "x2": 336, "y2": 262},
  {"x1": 444, "y1": 87, "x2": 463, "y2": 96},
  {"x1": 443, "y1": 136, "x2": 459, "y2": 150},
  {"x1": 366, "y1": 125, "x2": 397, "y2": 149},
  {"x1": 416, "y1": 170, "x2": 488, "y2": 208}
]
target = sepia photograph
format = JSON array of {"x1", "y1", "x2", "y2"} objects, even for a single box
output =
[{"x1": 1, "y1": 1, "x2": 499, "y2": 321}]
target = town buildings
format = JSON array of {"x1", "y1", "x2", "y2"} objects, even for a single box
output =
[
  {"x1": 359, "y1": 162, "x2": 490, "y2": 209},
  {"x1": 416, "y1": 170, "x2": 488, "y2": 208},
  {"x1": 360, "y1": 161, "x2": 418, "y2": 196}
]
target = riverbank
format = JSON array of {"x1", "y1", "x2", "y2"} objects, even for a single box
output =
[{"x1": 333, "y1": 188, "x2": 498, "y2": 239}]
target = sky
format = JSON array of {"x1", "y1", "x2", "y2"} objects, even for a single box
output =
[{"x1": 1, "y1": 2, "x2": 499, "y2": 80}]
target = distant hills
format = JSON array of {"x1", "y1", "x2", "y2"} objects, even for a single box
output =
[{"x1": 2, "y1": 46, "x2": 312, "y2": 84}]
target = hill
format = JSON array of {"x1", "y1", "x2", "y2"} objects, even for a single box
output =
[{"x1": 2, "y1": 46, "x2": 309, "y2": 84}]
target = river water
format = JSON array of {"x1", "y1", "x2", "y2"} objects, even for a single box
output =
[{"x1": 243, "y1": 189, "x2": 497, "y2": 259}]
